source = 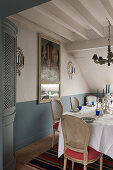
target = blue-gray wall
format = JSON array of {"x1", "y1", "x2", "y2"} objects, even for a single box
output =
[
  {"x1": 16, "y1": 101, "x2": 52, "y2": 150},
  {"x1": 15, "y1": 93, "x2": 89, "y2": 150},
  {"x1": 0, "y1": 0, "x2": 51, "y2": 18}
]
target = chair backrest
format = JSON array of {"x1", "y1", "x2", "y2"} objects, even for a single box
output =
[
  {"x1": 86, "y1": 95, "x2": 97, "y2": 105},
  {"x1": 70, "y1": 96, "x2": 79, "y2": 110},
  {"x1": 61, "y1": 115, "x2": 90, "y2": 156},
  {"x1": 51, "y1": 99, "x2": 63, "y2": 124}
]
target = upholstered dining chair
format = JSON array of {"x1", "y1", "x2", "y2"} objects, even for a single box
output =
[
  {"x1": 70, "y1": 96, "x2": 79, "y2": 110},
  {"x1": 50, "y1": 99, "x2": 63, "y2": 147},
  {"x1": 86, "y1": 95, "x2": 97, "y2": 105},
  {"x1": 61, "y1": 115, "x2": 103, "y2": 170}
]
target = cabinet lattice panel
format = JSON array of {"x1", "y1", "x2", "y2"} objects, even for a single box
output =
[{"x1": 3, "y1": 33, "x2": 16, "y2": 109}]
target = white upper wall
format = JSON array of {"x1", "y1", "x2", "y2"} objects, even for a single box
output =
[
  {"x1": 10, "y1": 18, "x2": 89, "y2": 103},
  {"x1": 74, "y1": 47, "x2": 113, "y2": 93},
  {"x1": 61, "y1": 46, "x2": 89, "y2": 96}
]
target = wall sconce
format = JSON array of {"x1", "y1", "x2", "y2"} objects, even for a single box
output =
[
  {"x1": 16, "y1": 47, "x2": 24, "y2": 76},
  {"x1": 67, "y1": 61, "x2": 75, "y2": 79}
]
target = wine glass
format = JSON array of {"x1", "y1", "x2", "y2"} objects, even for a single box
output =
[
  {"x1": 78, "y1": 106, "x2": 82, "y2": 110},
  {"x1": 92, "y1": 101, "x2": 94, "y2": 106},
  {"x1": 96, "y1": 110, "x2": 100, "y2": 120},
  {"x1": 110, "y1": 100, "x2": 113, "y2": 110}
]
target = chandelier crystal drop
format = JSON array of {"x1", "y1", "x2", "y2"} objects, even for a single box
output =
[{"x1": 92, "y1": 20, "x2": 113, "y2": 66}]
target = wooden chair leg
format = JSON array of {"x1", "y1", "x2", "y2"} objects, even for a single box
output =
[
  {"x1": 63, "y1": 156, "x2": 67, "y2": 170},
  {"x1": 72, "y1": 161, "x2": 74, "y2": 170},
  {"x1": 100, "y1": 155, "x2": 103, "y2": 170},
  {"x1": 52, "y1": 129, "x2": 55, "y2": 147},
  {"x1": 84, "y1": 165, "x2": 87, "y2": 170}
]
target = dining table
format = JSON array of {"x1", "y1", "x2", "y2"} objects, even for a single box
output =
[{"x1": 58, "y1": 105, "x2": 113, "y2": 159}]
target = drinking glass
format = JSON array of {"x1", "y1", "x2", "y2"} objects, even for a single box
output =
[
  {"x1": 96, "y1": 110, "x2": 100, "y2": 120},
  {"x1": 92, "y1": 101, "x2": 94, "y2": 105},
  {"x1": 78, "y1": 106, "x2": 82, "y2": 110}
]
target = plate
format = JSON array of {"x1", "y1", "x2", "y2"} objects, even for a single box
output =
[
  {"x1": 81, "y1": 117, "x2": 95, "y2": 123},
  {"x1": 70, "y1": 108, "x2": 79, "y2": 112},
  {"x1": 87, "y1": 104, "x2": 95, "y2": 107}
]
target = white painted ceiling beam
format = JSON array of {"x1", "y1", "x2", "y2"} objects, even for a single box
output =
[
  {"x1": 65, "y1": 37, "x2": 113, "y2": 52},
  {"x1": 67, "y1": 0, "x2": 105, "y2": 37},
  {"x1": 37, "y1": 3, "x2": 89, "y2": 40},
  {"x1": 8, "y1": 14, "x2": 68, "y2": 43},
  {"x1": 99, "y1": 0, "x2": 113, "y2": 25},
  {"x1": 18, "y1": 8, "x2": 76, "y2": 42},
  {"x1": 52, "y1": 0, "x2": 104, "y2": 37}
]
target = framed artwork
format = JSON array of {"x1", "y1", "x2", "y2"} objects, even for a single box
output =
[{"x1": 38, "y1": 33, "x2": 61, "y2": 103}]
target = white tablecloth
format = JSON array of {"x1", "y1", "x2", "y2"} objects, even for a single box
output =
[{"x1": 58, "y1": 106, "x2": 113, "y2": 158}]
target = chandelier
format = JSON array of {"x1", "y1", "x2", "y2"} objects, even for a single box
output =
[{"x1": 92, "y1": 20, "x2": 113, "y2": 66}]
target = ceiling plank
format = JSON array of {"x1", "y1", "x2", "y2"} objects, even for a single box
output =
[
  {"x1": 65, "y1": 37, "x2": 113, "y2": 52},
  {"x1": 18, "y1": 8, "x2": 76, "y2": 41},
  {"x1": 67, "y1": 0, "x2": 105, "y2": 37},
  {"x1": 8, "y1": 14, "x2": 68, "y2": 43},
  {"x1": 37, "y1": 3, "x2": 89, "y2": 40},
  {"x1": 99, "y1": 0, "x2": 113, "y2": 25},
  {"x1": 52, "y1": 0, "x2": 104, "y2": 37}
]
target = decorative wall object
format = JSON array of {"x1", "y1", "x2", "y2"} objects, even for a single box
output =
[
  {"x1": 38, "y1": 33, "x2": 61, "y2": 103},
  {"x1": 67, "y1": 61, "x2": 75, "y2": 79},
  {"x1": 16, "y1": 47, "x2": 24, "y2": 76}
]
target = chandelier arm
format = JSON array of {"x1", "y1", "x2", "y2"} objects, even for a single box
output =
[
  {"x1": 102, "y1": 59, "x2": 108, "y2": 62},
  {"x1": 92, "y1": 20, "x2": 113, "y2": 66},
  {"x1": 94, "y1": 60, "x2": 100, "y2": 64},
  {"x1": 108, "y1": 20, "x2": 110, "y2": 46}
]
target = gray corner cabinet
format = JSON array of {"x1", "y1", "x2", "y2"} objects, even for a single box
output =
[{"x1": 1, "y1": 19, "x2": 18, "y2": 170}]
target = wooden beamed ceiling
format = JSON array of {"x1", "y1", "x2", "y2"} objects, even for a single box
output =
[{"x1": 11, "y1": 0, "x2": 113, "y2": 51}]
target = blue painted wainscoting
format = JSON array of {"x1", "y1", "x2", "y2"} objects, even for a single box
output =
[
  {"x1": 90, "y1": 93, "x2": 103, "y2": 102},
  {"x1": 15, "y1": 101, "x2": 52, "y2": 150},
  {"x1": 61, "y1": 93, "x2": 89, "y2": 112},
  {"x1": 15, "y1": 93, "x2": 89, "y2": 150}
]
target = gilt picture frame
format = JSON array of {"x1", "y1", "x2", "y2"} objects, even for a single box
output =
[{"x1": 38, "y1": 33, "x2": 61, "y2": 103}]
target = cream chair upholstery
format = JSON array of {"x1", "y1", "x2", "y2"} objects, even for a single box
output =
[
  {"x1": 61, "y1": 115, "x2": 103, "y2": 170},
  {"x1": 51, "y1": 99, "x2": 63, "y2": 147},
  {"x1": 70, "y1": 96, "x2": 79, "y2": 110},
  {"x1": 86, "y1": 95, "x2": 97, "y2": 105}
]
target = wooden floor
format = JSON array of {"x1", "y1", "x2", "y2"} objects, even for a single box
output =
[{"x1": 16, "y1": 133, "x2": 59, "y2": 170}]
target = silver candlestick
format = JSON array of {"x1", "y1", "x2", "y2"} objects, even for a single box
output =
[
  {"x1": 101, "y1": 97, "x2": 105, "y2": 115},
  {"x1": 104, "y1": 93, "x2": 110, "y2": 114}
]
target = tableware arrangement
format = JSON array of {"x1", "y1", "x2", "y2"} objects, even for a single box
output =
[
  {"x1": 70, "y1": 108, "x2": 79, "y2": 112},
  {"x1": 95, "y1": 85, "x2": 113, "y2": 115},
  {"x1": 87, "y1": 104, "x2": 95, "y2": 107},
  {"x1": 81, "y1": 117, "x2": 95, "y2": 123}
]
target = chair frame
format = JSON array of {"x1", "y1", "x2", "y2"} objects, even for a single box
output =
[
  {"x1": 61, "y1": 115, "x2": 103, "y2": 170},
  {"x1": 51, "y1": 99, "x2": 63, "y2": 147},
  {"x1": 86, "y1": 95, "x2": 97, "y2": 105},
  {"x1": 70, "y1": 96, "x2": 79, "y2": 110}
]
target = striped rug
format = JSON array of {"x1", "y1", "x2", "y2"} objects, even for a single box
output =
[{"x1": 26, "y1": 145, "x2": 113, "y2": 170}]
